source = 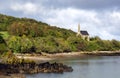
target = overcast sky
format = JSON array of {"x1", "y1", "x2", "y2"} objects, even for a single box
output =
[{"x1": 0, "y1": 0, "x2": 120, "y2": 40}]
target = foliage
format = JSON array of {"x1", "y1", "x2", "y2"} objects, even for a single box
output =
[
  {"x1": 0, "y1": 34, "x2": 8, "y2": 53},
  {"x1": 2, "y1": 51, "x2": 19, "y2": 64},
  {"x1": 111, "y1": 39, "x2": 120, "y2": 50},
  {"x1": 0, "y1": 14, "x2": 120, "y2": 53},
  {"x1": 0, "y1": 31, "x2": 9, "y2": 39},
  {"x1": 0, "y1": 43, "x2": 8, "y2": 53},
  {"x1": 67, "y1": 36, "x2": 88, "y2": 51},
  {"x1": 86, "y1": 41, "x2": 100, "y2": 51},
  {"x1": 33, "y1": 36, "x2": 71, "y2": 53},
  {"x1": 0, "y1": 14, "x2": 16, "y2": 31},
  {"x1": 7, "y1": 35, "x2": 33, "y2": 53},
  {"x1": 7, "y1": 36, "x2": 21, "y2": 53},
  {"x1": 2, "y1": 51, "x2": 35, "y2": 64},
  {"x1": 8, "y1": 21, "x2": 43, "y2": 37},
  {"x1": 0, "y1": 33, "x2": 5, "y2": 43}
]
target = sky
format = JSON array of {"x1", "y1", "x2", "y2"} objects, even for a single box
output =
[{"x1": 0, "y1": 0, "x2": 120, "y2": 40}]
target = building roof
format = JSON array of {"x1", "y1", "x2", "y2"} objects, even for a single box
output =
[{"x1": 80, "y1": 31, "x2": 89, "y2": 35}]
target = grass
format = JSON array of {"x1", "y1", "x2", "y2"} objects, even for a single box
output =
[{"x1": 0, "y1": 31, "x2": 9, "y2": 39}]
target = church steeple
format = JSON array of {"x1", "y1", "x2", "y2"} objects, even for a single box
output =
[
  {"x1": 78, "y1": 24, "x2": 80, "y2": 33},
  {"x1": 76, "y1": 24, "x2": 81, "y2": 36}
]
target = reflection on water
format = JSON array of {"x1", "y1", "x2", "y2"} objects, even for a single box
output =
[{"x1": 26, "y1": 56, "x2": 120, "y2": 78}]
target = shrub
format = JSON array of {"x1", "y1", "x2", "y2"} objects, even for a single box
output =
[
  {"x1": 67, "y1": 36, "x2": 87, "y2": 51},
  {"x1": 86, "y1": 41, "x2": 100, "y2": 51},
  {"x1": 2, "y1": 51, "x2": 35, "y2": 64},
  {"x1": 0, "y1": 43, "x2": 8, "y2": 53},
  {"x1": 8, "y1": 21, "x2": 43, "y2": 37},
  {"x1": 0, "y1": 35, "x2": 8, "y2": 53},
  {"x1": 20, "y1": 35, "x2": 33, "y2": 53},
  {"x1": 111, "y1": 39, "x2": 120, "y2": 50},
  {"x1": 7, "y1": 35, "x2": 34, "y2": 53}
]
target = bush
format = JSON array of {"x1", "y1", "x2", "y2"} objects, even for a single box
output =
[
  {"x1": 2, "y1": 51, "x2": 35, "y2": 64},
  {"x1": 111, "y1": 39, "x2": 120, "y2": 50},
  {"x1": 7, "y1": 35, "x2": 34, "y2": 53},
  {"x1": 33, "y1": 36, "x2": 71, "y2": 53},
  {"x1": 55, "y1": 38, "x2": 71, "y2": 52},
  {"x1": 33, "y1": 37, "x2": 58, "y2": 53},
  {"x1": 0, "y1": 35, "x2": 8, "y2": 53},
  {"x1": 7, "y1": 36, "x2": 21, "y2": 53},
  {"x1": 0, "y1": 43, "x2": 8, "y2": 53},
  {"x1": 8, "y1": 21, "x2": 43, "y2": 37},
  {"x1": 2, "y1": 51, "x2": 19, "y2": 64},
  {"x1": 86, "y1": 41, "x2": 100, "y2": 51},
  {"x1": 0, "y1": 34, "x2": 5, "y2": 43},
  {"x1": 20, "y1": 35, "x2": 33, "y2": 52},
  {"x1": 67, "y1": 36, "x2": 87, "y2": 51}
]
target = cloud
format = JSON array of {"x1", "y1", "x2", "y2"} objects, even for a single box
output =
[
  {"x1": 42, "y1": 0, "x2": 120, "y2": 10},
  {"x1": 0, "y1": 0, "x2": 120, "y2": 40},
  {"x1": 41, "y1": 8, "x2": 120, "y2": 40},
  {"x1": 10, "y1": 2, "x2": 39, "y2": 14}
]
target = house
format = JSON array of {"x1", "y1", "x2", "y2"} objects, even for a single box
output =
[{"x1": 76, "y1": 24, "x2": 89, "y2": 41}]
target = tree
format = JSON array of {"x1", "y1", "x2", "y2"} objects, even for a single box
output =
[
  {"x1": 67, "y1": 36, "x2": 87, "y2": 51},
  {"x1": 0, "y1": 34, "x2": 8, "y2": 53},
  {"x1": 7, "y1": 36, "x2": 21, "y2": 53},
  {"x1": 8, "y1": 21, "x2": 43, "y2": 37},
  {"x1": 111, "y1": 39, "x2": 120, "y2": 50},
  {"x1": 20, "y1": 35, "x2": 33, "y2": 53},
  {"x1": 7, "y1": 35, "x2": 33, "y2": 53},
  {"x1": 86, "y1": 41, "x2": 100, "y2": 51}
]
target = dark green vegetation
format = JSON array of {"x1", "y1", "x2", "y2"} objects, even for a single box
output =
[{"x1": 0, "y1": 14, "x2": 120, "y2": 54}]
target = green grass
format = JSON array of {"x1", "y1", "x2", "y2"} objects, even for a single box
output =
[{"x1": 0, "y1": 31, "x2": 9, "y2": 39}]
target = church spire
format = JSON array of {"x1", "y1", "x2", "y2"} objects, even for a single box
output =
[
  {"x1": 76, "y1": 23, "x2": 80, "y2": 36},
  {"x1": 78, "y1": 23, "x2": 80, "y2": 33}
]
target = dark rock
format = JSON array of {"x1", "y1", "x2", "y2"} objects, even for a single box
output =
[
  {"x1": 0, "y1": 62, "x2": 73, "y2": 74},
  {"x1": 0, "y1": 74, "x2": 26, "y2": 78}
]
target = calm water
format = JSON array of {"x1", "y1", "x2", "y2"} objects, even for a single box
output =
[{"x1": 26, "y1": 56, "x2": 120, "y2": 78}]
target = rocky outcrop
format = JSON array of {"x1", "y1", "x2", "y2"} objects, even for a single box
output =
[
  {"x1": 0, "y1": 74, "x2": 25, "y2": 78},
  {"x1": 0, "y1": 62, "x2": 73, "y2": 74}
]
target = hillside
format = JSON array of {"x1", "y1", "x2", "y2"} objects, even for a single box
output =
[
  {"x1": 0, "y1": 14, "x2": 120, "y2": 54},
  {"x1": 0, "y1": 14, "x2": 76, "y2": 38}
]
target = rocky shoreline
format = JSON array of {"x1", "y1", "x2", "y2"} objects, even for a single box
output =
[
  {"x1": 16, "y1": 51, "x2": 120, "y2": 62},
  {"x1": 82, "y1": 51, "x2": 120, "y2": 56},
  {"x1": 0, "y1": 62, "x2": 73, "y2": 78},
  {"x1": 0, "y1": 74, "x2": 25, "y2": 78},
  {"x1": 1, "y1": 51, "x2": 120, "y2": 78}
]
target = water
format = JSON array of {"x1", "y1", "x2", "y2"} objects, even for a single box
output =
[{"x1": 26, "y1": 56, "x2": 120, "y2": 78}]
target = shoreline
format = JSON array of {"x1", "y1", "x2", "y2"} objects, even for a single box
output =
[
  {"x1": 0, "y1": 74, "x2": 25, "y2": 78},
  {"x1": 16, "y1": 51, "x2": 120, "y2": 62},
  {"x1": 1, "y1": 51, "x2": 120, "y2": 78}
]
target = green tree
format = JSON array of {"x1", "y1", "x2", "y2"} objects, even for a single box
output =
[
  {"x1": 86, "y1": 41, "x2": 100, "y2": 51},
  {"x1": 67, "y1": 36, "x2": 87, "y2": 51},
  {"x1": 7, "y1": 36, "x2": 21, "y2": 53},
  {"x1": 20, "y1": 35, "x2": 33, "y2": 53},
  {"x1": 111, "y1": 39, "x2": 120, "y2": 50},
  {"x1": 7, "y1": 36, "x2": 33, "y2": 53},
  {"x1": 0, "y1": 34, "x2": 8, "y2": 53}
]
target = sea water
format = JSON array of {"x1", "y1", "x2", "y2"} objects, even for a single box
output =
[{"x1": 26, "y1": 56, "x2": 120, "y2": 78}]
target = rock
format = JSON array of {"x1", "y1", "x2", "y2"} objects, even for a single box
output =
[
  {"x1": 0, "y1": 62, "x2": 73, "y2": 74},
  {"x1": 0, "y1": 74, "x2": 25, "y2": 78}
]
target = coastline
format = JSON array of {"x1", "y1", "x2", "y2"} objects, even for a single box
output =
[
  {"x1": 0, "y1": 74, "x2": 25, "y2": 78},
  {"x1": 16, "y1": 51, "x2": 120, "y2": 62},
  {"x1": 1, "y1": 51, "x2": 120, "y2": 78}
]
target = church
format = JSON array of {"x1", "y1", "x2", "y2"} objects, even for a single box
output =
[{"x1": 76, "y1": 24, "x2": 89, "y2": 41}]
